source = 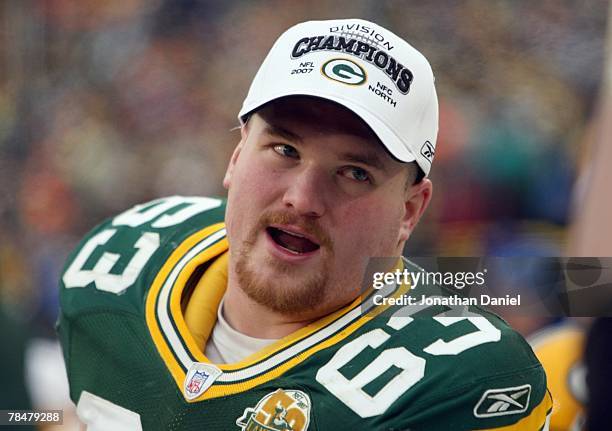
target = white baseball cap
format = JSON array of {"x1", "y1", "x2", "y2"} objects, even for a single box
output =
[{"x1": 239, "y1": 18, "x2": 439, "y2": 176}]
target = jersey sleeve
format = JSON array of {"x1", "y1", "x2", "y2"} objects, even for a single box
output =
[
  {"x1": 387, "y1": 314, "x2": 553, "y2": 431},
  {"x1": 57, "y1": 196, "x2": 226, "y2": 404},
  {"x1": 313, "y1": 307, "x2": 553, "y2": 431},
  {"x1": 397, "y1": 365, "x2": 552, "y2": 430}
]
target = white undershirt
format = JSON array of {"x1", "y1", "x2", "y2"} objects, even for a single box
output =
[{"x1": 204, "y1": 299, "x2": 278, "y2": 364}]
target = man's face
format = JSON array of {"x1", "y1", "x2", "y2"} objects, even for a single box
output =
[{"x1": 223, "y1": 98, "x2": 431, "y2": 318}]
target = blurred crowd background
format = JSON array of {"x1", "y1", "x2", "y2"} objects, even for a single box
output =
[{"x1": 0, "y1": 0, "x2": 609, "y2": 428}]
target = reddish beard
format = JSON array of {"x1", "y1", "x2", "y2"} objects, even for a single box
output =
[{"x1": 234, "y1": 210, "x2": 334, "y2": 315}]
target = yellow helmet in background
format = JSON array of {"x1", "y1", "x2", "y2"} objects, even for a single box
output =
[{"x1": 529, "y1": 324, "x2": 586, "y2": 431}]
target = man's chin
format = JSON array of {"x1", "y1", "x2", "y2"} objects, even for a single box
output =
[
  {"x1": 236, "y1": 262, "x2": 327, "y2": 315},
  {"x1": 233, "y1": 235, "x2": 333, "y2": 314}
]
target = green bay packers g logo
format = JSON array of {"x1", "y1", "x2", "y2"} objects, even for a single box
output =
[{"x1": 321, "y1": 58, "x2": 366, "y2": 85}]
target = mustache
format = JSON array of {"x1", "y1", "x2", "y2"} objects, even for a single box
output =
[{"x1": 255, "y1": 210, "x2": 333, "y2": 250}]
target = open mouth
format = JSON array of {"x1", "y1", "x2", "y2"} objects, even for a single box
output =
[{"x1": 266, "y1": 227, "x2": 320, "y2": 254}]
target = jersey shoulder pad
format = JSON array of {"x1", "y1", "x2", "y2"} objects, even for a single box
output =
[{"x1": 59, "y1": 196, "x2": 226, "y2": 317}]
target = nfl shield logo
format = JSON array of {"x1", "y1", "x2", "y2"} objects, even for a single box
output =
[
  {"x1": 183, "y1": 362, "x2": 222, "y2": 400},
  {"x1": 186, "y1": 371, "x2": 209, "y2": 396}
]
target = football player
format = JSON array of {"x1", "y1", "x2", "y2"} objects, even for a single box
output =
[{"x1": 58, "y1": 19, "x2": 552, "y2": 430}]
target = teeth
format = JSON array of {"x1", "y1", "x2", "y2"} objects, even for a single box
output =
[{"x1": 279, "y1": 228, "x2": 306, "y2": 239}]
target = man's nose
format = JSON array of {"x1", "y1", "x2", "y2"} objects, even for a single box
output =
[{"x1": 281, "y1": 166, "x2": 327, "y2": 217}]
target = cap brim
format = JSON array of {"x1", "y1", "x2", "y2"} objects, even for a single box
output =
[{"x1": 239, "y1": 90, "x2": 417, "y2": 164}]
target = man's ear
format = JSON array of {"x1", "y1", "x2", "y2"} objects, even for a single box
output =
[
  {"x1": 398, "y1": 178, "x2": 433, "y2": 244},
  {"x1": 223, "y1": 124, "x2": 248, "y2": 189}
]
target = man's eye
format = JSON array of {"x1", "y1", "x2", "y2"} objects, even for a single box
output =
[
  {"x1": 341, "y1": 167, "x2": 371, "y2": 183},
  {"x1": 273, "y1": 144, "x2": 299, "y2": 159}
]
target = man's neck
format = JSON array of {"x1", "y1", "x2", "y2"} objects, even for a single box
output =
[{"x1": 222, "y1": 277, "x2": 317, "y2": 339}]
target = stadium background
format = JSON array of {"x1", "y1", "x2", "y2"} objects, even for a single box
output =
[{"x1": 0, "y1": 0, "x2": 609, "y2": 429}]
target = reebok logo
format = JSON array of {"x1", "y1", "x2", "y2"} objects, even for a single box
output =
[
  {"x1": 473, "y1": 384, "x2": 531, "y2": 418},
  {"x1": 420, "y1": 141, "x2": 435, "y2": 163}
]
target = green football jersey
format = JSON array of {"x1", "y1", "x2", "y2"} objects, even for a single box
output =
[{"x1": 58, "y1": 196, "x2": 552, "y2": 431}]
